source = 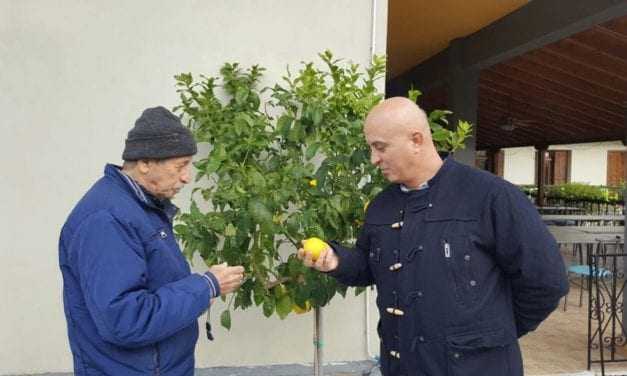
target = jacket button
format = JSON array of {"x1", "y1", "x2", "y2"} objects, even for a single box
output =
[
  {"x1": 160, "y1": 231, "x2": 167, "y2": 238},
  {"x1": 464, "y1": 254, "x2": 470, "y2": 261},
  {"x1": 418, "y1": 336, "x2": 425, "y2": 342},
  {"x1": 453, "y1": 352, "x2": 460, "y2": 359},
  {"x1": 428, "y1": 203, "x2": 433, "y2": 208},
  {"x1": 417, "y1": 291, "x2": 423, "y2": 297},
  {"x1": 469, "y1": 280, "x2": 477, "y2": 287},
  {"x1": 386, "y1": 307, "x2": 405, "y2": 316},
  {"x1": 418, "y1": 245, "x2": 424, "y2": 251}
]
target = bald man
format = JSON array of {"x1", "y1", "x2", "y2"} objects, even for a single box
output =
[{"x1": 299, "y1": 97, "x2": 568, "y2": 376}]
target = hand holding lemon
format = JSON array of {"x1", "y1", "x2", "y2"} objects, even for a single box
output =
[{"x1": 297, "y1": 237, "x2": 339, "y2": 272}]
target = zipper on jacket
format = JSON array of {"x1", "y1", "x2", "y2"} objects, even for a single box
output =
[
  {"x1": 443, "y1": 240, "x2": 451, "y2": 258},
  {"x1": 154, "y1": 343, "x2": 161, "y2": 376}
]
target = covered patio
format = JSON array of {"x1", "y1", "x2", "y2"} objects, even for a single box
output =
[{"x1": 386, "y1": 0, "x2": 627, "y2": 374}]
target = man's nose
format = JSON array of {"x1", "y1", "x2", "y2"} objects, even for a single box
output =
[
  {"x1": 370, "y1": 152, "x2": 381, "y2": 166},
  {"x1": 180, "y1": 168, "x2": 191, "y2": 184}
]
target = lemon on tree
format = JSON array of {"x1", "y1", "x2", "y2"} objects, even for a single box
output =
[{"x1": 292, "y1": 300, "x2": 312, "y2": 314}]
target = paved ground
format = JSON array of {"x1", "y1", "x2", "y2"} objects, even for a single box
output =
[
  {"x1": 518, "y1": 245, "x2": 627, "y2": 376},
  {"x1": 6, "y1": 361, "x2": 380, "y2": 376}
]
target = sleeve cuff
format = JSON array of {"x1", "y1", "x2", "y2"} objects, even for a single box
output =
[
  {"x1": 325, "y1": 241, "x2": 346, "y2": 277},
  {"x1": 202, "y1": 271, "x2": 221, "y2": 298}
]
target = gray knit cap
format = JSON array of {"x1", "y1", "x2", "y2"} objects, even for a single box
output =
[{"x1": 122, "y1": 106, "x2": 197, "y2": 161}]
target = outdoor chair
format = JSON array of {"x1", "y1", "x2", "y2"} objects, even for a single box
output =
[{"x1": 563, "y1": 241, "x2": 616, "y2": 311}]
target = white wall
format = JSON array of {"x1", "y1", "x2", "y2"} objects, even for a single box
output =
[
  {"x1": 558, "y1": 141, "x2": 627, "y2": 185},
  {"x1": 501, "y1": 141, "x2": 627, "y2": 186},
  {"x1": 0, "y1": 1, "x2": 387, "y2": 374},
  {"x1": 503, "y1": 146, "x2": 536, "y2": 185}
]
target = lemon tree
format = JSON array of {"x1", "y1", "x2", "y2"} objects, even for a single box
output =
[{"x1": 173, "y1": 51, "x2": 471, "y2": 329}]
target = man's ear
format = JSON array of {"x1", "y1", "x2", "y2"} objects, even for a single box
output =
[
  {"x1": 137, "y1": 160, "x2": 151, "y2": 174},
  {"x1": 411, "y1": 131, "x2": 424, "y2": 148}
]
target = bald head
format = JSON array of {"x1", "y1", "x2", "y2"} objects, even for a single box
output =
[
  {"x1": 363, "y1": 97, "x2": 442, "y2": 189},
  {"x1": 364, "y1": 97, "x2": 430, "y2": 137}
]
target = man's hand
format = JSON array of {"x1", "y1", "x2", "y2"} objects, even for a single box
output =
[
  {"x1": 297, "y1": 245, "x2": 339, "y2": 272},
  {"x1": 208, "y1": 263, "x2": 245, "y2": 295}
]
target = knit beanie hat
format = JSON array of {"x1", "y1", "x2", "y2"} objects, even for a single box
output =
[{"x1": 122, "y1": 106, "x2": 197, "y2": 161}]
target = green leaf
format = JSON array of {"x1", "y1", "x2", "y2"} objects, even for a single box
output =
[
  {"x1": 235, "y1": 86, "x2": 249, "y2": 105},
  {"x1": 276, "y1": 294, "x2": 293, "y2": 319},
  {"x1": 305, "y1": 142, "x2": 321, "y2": 160},
  {"x1": 253, "y1": 283, "x2": 266, "y2": 306},
  {"x1": 262, "y1": 296, "x2": 275, "y2": 317},
  {"x1": 220, "y1": 310, "x2": 232, "y2": 330},
  {"x1": 276, "y1": 115, "x2": 293, "y2": 139},
  {"x1": 311, "y1": 107, "x2": 323, "y2": 126},
  {"x1": 249, "y1": 169, "x2": 266, "y2": 187},
  {"x1": 407, "y1": 88, "x2": 422, "y2": 102},
  {"x1": 224, "y1": 223, "x2": 237, "y2": 237},
  {"x1": 248, "y1": 199, "x2": 273, "y2": 225}
]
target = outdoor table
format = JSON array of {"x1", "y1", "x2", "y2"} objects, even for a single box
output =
[
  {"x1": 547, "y1": 226, "x2": 623, "y2": 245},
  {"x1": 537, "y1": 206, "x2": 586, "y2": 215},
  {"x1": 541, "y1": 215, "x2": 625, "y2": 226}
]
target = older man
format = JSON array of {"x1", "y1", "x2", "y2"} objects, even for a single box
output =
[
  {"x1": 59, "y1": 106, "x2": 245, "y2": 375},
  {"x1": 299, "y1": 97, "x2": 568, "y2": 376}
]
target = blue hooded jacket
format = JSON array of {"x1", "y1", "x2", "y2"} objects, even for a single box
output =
[{"x1": 59, "y1": 164, "x2": 219, "y2": 375}]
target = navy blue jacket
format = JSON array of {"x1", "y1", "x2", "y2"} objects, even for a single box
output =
[
  {"x1": 330, "y1": 159, "x2": 568, "y2": 376},
  {"x1": 59, "y1": 165, "x2": 219, "y2": 375}
]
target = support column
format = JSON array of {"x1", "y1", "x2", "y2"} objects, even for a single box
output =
[
  {"x1": 535, "y1": 145, "x2": 548, "y2": 207},
  {"x1": 486, "y1": 148, "x2": 503, "y2": 176},
  {"x1": 447, "y1": 39, "x2": 479, "y2": 166}
]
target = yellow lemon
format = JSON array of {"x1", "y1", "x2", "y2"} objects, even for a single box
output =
[
  {"x1": 309, "y1": 179, "x2": 317, "y2": 188},
  {"x1": 302, "y1": 237, "x2": 328, "y2": 261},
  {"x1": 292, "y1": 301, "x2": 311, "y2": 314}
]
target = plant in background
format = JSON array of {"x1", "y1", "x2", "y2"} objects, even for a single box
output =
[
  {"x1": 545, "y1": 182, "x2": 624, "y2": 204},
  {"x1": 173, "y1": 51, "x2": 472, "y2": 329}
]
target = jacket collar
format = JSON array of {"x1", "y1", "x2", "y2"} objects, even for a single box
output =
[
  {"x1": 104, "y1": 164, "x2": 179, "y2": 220},
  {"x1": 426, "y1": 156, "x2": 455, "y2": 189}
]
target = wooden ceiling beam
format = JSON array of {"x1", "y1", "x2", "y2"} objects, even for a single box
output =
[
  {"x1": 571, "y1": 26, "x2": 627, "y2": 61},
  {"x1": 602, "y1": 15, "x2": 627, "y2": 36},
  {"x1": 524, "y1": 49, "x2": 627, "y2": 94},
  {"x1": 479, "y1": 77, "x2": 618, "y2": 132},
  {"x1": 545, "y1": 38, "x2": 627, "y2": 78},
  {"x1": 478, "y1": 107, "x2": 569, "y2": 142},
  {"x1": 477, "y1": 134, "x2": 625, "y2": 150},
  {"x1": 511, "y1": 55, "x2": 625, "y2": 104},
  {"x1": 490, "y1": 63, "x2": 624, "y2": 118},
  {"x1": 482, "y1": 69, "x2": 623, "y2": 126},
  {"x1": 479, "y1": 95, "x2": 582, "y2": 138},
  {"x1": 479, "y1": 81, "x2": 602, "y2": 133}
]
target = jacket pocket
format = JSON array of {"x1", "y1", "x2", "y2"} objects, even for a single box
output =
[
  {"x1": 441, "y1": 235, "x2": 478, "y2": 308},
  {"x1": 144, "y1": 227, "x2": 189, "y2": 283},
  {"x1": 446, "y1": 327, "x2": 513, "y2": 376}
]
